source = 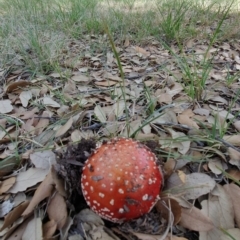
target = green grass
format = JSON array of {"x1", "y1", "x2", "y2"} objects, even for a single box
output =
[
  {"x1": 0, "y1": 0, "x2": 239, "y2": 74},
  {"x1": 0, "y1": 0, "x2": 239, "y2": 147},
  {"x1": 1, "y1": 0, "x2": 240, "y2": 236}
]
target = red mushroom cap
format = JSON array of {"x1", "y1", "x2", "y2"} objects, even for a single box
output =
[{"x1": 81, "y1": 138, "x2": 163, "y2": 223}]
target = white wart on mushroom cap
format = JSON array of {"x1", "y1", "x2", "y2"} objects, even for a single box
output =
[{"x1": 81, "y1": 138, "x2": 163, "y2": 223}]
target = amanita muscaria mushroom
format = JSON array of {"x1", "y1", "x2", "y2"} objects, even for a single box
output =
[{"x1": 81, "y1": 138, "x2": 163, "y2": 223}]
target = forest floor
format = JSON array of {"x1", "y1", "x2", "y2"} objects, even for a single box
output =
[{"x1": 0, "y1": 0, "x2": 240, "y2": 239}]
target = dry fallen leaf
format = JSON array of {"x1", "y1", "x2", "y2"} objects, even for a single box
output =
[
  {"x1": 220, "y1": 228, "x2": 240, "y2": 240},
  {"x1": 34, "y1": 111, "x2": 50, "y2": 135},
  {"x1": 30, "y1": 150, "x2": 56, "y2": 170},
  {"x1": 156, "y1": 197, "x2": 181, "y2": 225},
  {"x1": 19, "y1": 90, "x2": 32, "y2": 107},
  {"x1": 223, "y1": 134, "x2": 240, "y2": 146},
  {"x1": 228, "y1": 147, "x2": 240, "y2": 167},
  {"x1": 114, "y1": 100, "x2": 125, "y2": 118},
  {"x1": 0, "y1": 177, "x2": 16, "y2": 194},
  {"x1": 208, "y1": 158, "x2": 226, "y2": 175},
  {"x1": 22, "y1": 217, "x2": 42, "y2": 240},
  {"x1": 47, "y1": 192, "x2": 67, "y2": 230},
  {"x1": 42, "y1": 219, "x2": 57, "y2": 239},
  {"x1": 200, "y1": 184, "x2": 234, "y2": 240},
  {"x1": 227, "y1": 169, "x2": 240, "y2": 181},
  {"x1": 8, "y1": 168, "x2": 49, "y2": 194},
  {"x1": 233, "y1": 121, "x2": 240, "y2": 132},
  {"x1": 22, "y1": 171, "x2": 54, "y2": 216},
  {"x1": 55, "y1": 117, "x2": 73, "y2": 138},
  {"x1": 13, "y1": 192, "x2": 26, "y2": 208},
  {"x1": 177, "y1": 114, "x2": 199, "y2": 129},
  {"x1": 43, "y1": 97, "x2": 60, "y2": 108},
  {"x1": 164, "y1": 234, "x2": 188, "y2": 240},
  {"x1": 71, "y1": 73, "x2": 90, "y2": 82},
  {"x1": 71, "y1": 129, "x2": 82, "y2": 142},
  {"x1": 0, "y1": 100, "x2": 13, "y2": 114},
  {"x1": 94, "y1": 105, "x2": 106, "y2": 123},
  {"x1": 135, "y1": 46, "x2": 150, "y2": 56},
  {"x1": 5, "y1": 81, "x2": 31, "y2": 93},
  {"x1": 131, "y1": 231, "x2": 187, "y2": 240},
  {"x1": 180, "y1": 206, "x2": 214, "y2": 232},
  {"x1": 223, "y1": 183, "x2": 240, "y2": 228},
  {"x1": 159, "y1": 128, "x2": 190, "y2": 155},
  {"x1": 0, "y1": 201, "x2": 29, "y2": 231},
  {"x1": 6, "y1": 216, "x2": 32, "y2": 240}
]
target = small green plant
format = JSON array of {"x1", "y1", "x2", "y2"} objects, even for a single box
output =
[
  {"x1": 143, "y1": 83, "x2": 157, "y2": 115},
  {"x1": 156, "y1": 0, "x2": 190, "y2": 42},
  {"x1": 160, "y1": 0, "x2": 233, "y2": 101}
]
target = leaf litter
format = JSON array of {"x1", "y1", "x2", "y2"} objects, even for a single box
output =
[{"x1": 1, "y1": 21, "x2": 240, "y2": 240}]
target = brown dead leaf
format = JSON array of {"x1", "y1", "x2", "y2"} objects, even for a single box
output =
[
  {"x1": 43, "y1": 97, "x2": 60, "y2": 108},
  {"x1": 47, "y1": 192, "x2": 67, "y2": 230},
  {"x1": 135, "y1": 46, "x2": 150, "y2": 57},
  {"x1": 163, "y1": 159, "x2": 176, "y2": 179},
  {"x1": 180, "y1": 206, "x2": 214, "y2": 232},
  {"x1": 223, "y1": 135, "x2": 240, "y2": 146},
  {"x1": 0, "y1": 201, "x2": 29, "y2": 231},
  {"x1": 228, "y1": 147, "x2": 240, "y2": 167},
  {"x1": 0, "y1": 155, "x2": 20, "y2": 177},
  {"x1": 55, "y1": 117, "x2": 73, "y2": 138},
  {"x1": 0, "y1": 177, "x2": 16, "y2": 194},
  {"x1": 20, "y1": 107, "x2": 39, "y2": 120},
  {"x1": 122, "y1": 119, "x2": 142, "y2": 137},
  {"x1": 159, "y1": 93, "x2": 173, "y2": 104},
  {"x1": 71, "y1": 73, "x2": 90, "y2": 82},
  {"x1": 8, "y1": 168, "x2": 49, "y2": 194},
  {"x1": 177, "y1": 114, "x2": 199, "y2": 129},
  {"x1": 104, "y1": 72, "x2": 122, "y2": 82},
  {"x1": 43, "y1": 219, "x2": 57, "y2": 239},
  {"x1": 71, "y1": 129, "x2": 82, "y2": 142},
  {"x1": 13, "y1": 193, "x2": 26, "y2": 208},
  {"x1": 94, "y1": 80, "x2": 118, "y2": 87},
  {"x1": 199, "y1": 226, "x2": 221, "y2": 239},
  {"x1": 227, "y1": 169, "x2": 240, "y2": 181},
  {"x1": 200, "y1": 184, "x2": 234, "y2": 239},
  {"x1": 94, "y1": 105, "x2": 106, "y2": 123},
  {"x1": 51, "y1": 167, "x2": 67, "y2": 198},
  {"x1": 6, "y1": 216, "x2": 32, "y2": 240},
  {"x1": 223, "y1": 183, "x2": 240, "y2": 228},
  {"x1": 0, "y1": 100, "x2": 13, "y2": 114},
  {"x1": 233, "y1": 121, "x2": 240, "y2": 132},
  {"x1": 22, "y1": 171, "x2": 54, "y2": 216},
  {"x1": 164, "y1": 234, "x2": 188, "y2": 240},
  {"x1": 152, "y1": 110, "x2": 178, "y2": 124},
  {"x1": 182, "y1": 173, "x2": 216, "y2": 200},
  {"x1": 208, "y1": 158, "x2": 226, "y2": 175},
  {"x1": 30, "y1": 150, "x2": 56, "y2": 170},
  {"x1": 159, "y1": 128, "x2": 190, "y2": 154},
  {"x1": 22, "y1": 217, "x2": 42, "y2": 240},
  {"x1": 5, "y1": 81, "x2": 31, "y2": 93},
  {"x1": 19, "y1": 91, "x2": 32, "y2": 107},
  {"x1": 165, "y1": 172, "x2": 183, "y2": 193},
  {"x1": 156, "y1": 198, "x2": 181, "y2": 225},
  {"x1": 114, "y1": 100, "x2": 125, "y2": 118},
  {"x1": 34, "y1": 111, "x2": 50, "y2": 135},
  {"x1": 131, "y1": 231, "x2": 188, "y2": 240},
  {"x1": 193, "y1": 108, "x2": 210, "y2": 116},
  {"x1": 220, "y1": 228, "x2": 240, "y2": 240}
]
